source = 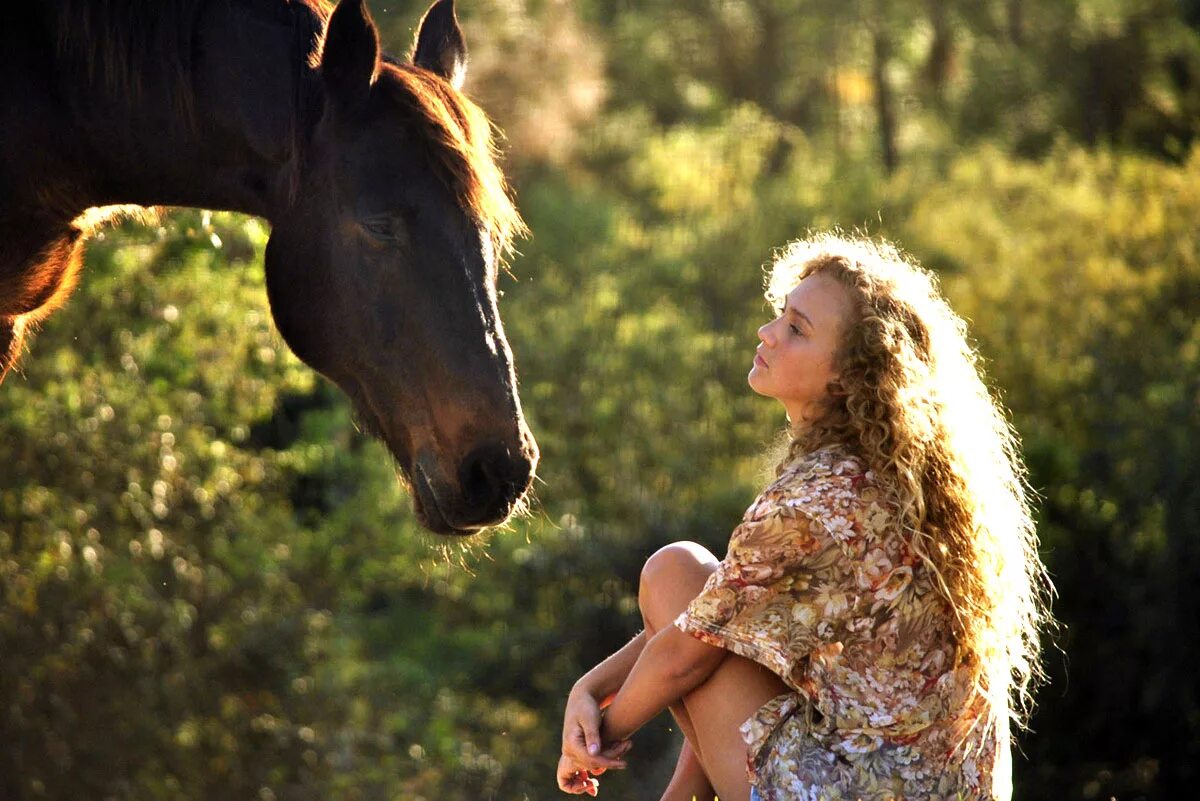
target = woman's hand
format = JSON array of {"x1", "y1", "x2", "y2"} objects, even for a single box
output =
[
  {"x1": 556, "y1": 747, "x2": 631, "y2": 797},
  {"x1": 558, "y1": 633, "x2": 646, "y2": 794},
  {"x1": 561, "y1": 686, "x2": 631, "y2": 773},
  {"x1": 557, "y1": 754, "x2": 599, "y2": 796}
]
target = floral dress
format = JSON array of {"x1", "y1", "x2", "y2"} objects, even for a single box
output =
[{"x1": 675, "y1": 444, "x2": 1010, "y2": 801}]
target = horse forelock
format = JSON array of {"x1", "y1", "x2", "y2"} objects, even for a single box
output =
[{"x1": 376, "y1": 63, "x2": 526, "y2": 267}]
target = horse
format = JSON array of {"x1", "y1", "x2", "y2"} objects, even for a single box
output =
[{"x1": 0, "y1": 0, "x2": 538, "y2": 536}]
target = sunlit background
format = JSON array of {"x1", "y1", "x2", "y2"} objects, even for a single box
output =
[{"x1": 2, "y1": 1, "x2": 1198, "y2": 799}]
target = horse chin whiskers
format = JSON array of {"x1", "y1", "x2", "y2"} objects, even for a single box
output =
[{"x1": 505, "y1": 488, "x2": 535, "y2": 524}]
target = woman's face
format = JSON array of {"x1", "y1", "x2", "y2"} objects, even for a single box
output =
[{"x1": 748, "y1": 272, "x2": 854, "y2": 425}]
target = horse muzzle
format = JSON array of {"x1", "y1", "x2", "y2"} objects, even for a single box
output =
[{"x1": 412, "y1": 440, "x2": 536, "y2": 536}]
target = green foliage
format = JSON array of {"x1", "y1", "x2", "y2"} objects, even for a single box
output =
[
  {"x1": 905, "y1": 145, "x2": 1200, "y2": 796},
  {"x1": 0, "y1": 213, "x2": 333, "y2": 799},
  {"x1": 4, "y1": 2, "x2": 1200, "y2": 799}
]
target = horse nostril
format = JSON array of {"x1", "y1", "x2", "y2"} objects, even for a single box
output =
[
  {"x1": 458, "y1": 443, "x2": 531, "y2": 520},
  {"x1": 461, "y1": 451, "x2": 498, "y2": 507}
]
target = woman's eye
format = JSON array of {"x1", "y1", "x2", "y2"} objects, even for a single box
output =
[{"x1": 789, "y1": 324, "x2": 802, "y2": 335}]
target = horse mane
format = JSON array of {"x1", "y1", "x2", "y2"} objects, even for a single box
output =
[
  {"x1": 52, "y1": 0, "x2": 523, "y2": 257},
  {"x1": 378, "y1": 62, "x2": 526, "y2": 264},
  {"x1": 53, "y1": 0, "x2": 205, "y2": 121},
  {"x1": 52, "y1": 0, "x2": 333, "y2": 121}
]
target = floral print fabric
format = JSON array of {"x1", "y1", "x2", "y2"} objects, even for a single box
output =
[{"x1": 675, "y1": 445, "x2": 1009, "y2": 801}]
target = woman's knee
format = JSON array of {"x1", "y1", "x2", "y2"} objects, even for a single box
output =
[
  {"x1": 638, "y1": 541, "x2": 719, "y2": 631},
  {"x1": 640, "y1": 542, "x2": 719, "y2": 593}
]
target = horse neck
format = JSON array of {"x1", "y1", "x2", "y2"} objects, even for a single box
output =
[{"x1": 57, "y1": 0, "x2": 325, "y2": 221}]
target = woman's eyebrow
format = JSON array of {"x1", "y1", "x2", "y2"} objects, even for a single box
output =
[{"x1": 784, "y1": 304, "x2": 814, "y2": 329}]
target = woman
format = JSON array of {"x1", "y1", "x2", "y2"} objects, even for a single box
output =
[{"x1": 557, "y1": 233, "x2": 1053, "y2": 801}]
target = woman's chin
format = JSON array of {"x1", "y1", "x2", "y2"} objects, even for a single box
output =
[{"x1": 747, "y1": 369, "x2": 771, "y2": 396}]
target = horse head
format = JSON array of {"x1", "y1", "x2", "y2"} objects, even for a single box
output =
[{"x1": 264, "y1": 0, "x2": 537, "y2": 535}]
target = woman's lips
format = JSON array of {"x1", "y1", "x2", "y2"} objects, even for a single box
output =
[{"x1": 754, "y1": 353, "x2": 768, "y2": 369}]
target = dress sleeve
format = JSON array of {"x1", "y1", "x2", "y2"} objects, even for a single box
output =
[{"x1": 675, "y1": 496, "x2": 848, "y2": 686}]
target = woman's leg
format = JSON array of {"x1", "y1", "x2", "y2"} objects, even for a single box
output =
[
  {"x1": 641, "y1": 545, "x2": 716, "y2": 801},
  {"x1": 639, "y1": 542, "x2": 790, "y2": 801},
  {"x1": 660, "y1": 740, "x2": 715, "y2": 801},
  {"x1": 639, "y1": 542, "x2": 719, "y2": 757}
]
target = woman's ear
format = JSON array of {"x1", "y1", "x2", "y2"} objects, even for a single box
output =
[
  {"x1": 411, "y1": 0, "x2": 468, "y2": 89},
  {"x1": 321, "y1": 0, "x2": 381, "y2": 115}
]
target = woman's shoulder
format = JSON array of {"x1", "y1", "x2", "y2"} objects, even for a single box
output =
[
  {"x1": 770, "y1": 442, "x2": 871, "y2": 498},
  {"x1": 759, "y1": 443, "x2": 890, "y2": 543}
]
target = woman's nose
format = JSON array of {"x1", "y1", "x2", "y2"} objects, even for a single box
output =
[{"x1": 758, "y1": 321, "x2": 774, "y2": 345}]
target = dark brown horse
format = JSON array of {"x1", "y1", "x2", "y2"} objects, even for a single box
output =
[{"x1": 0, "y1": 0, "x2": 538, "y2": 535}]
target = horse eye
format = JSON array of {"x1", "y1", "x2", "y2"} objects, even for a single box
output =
[{"x1": 361, "y1": 215, "x2": 399, "y2": 241}]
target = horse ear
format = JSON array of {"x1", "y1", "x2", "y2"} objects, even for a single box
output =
[
  {"x1": 321, "y1": 0, "x2": 381, "y2": 111},
  {"x1": 412, "y1": 0, "x2": 468, "y2": 90}
]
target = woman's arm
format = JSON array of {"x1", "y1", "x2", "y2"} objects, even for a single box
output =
[
  {"x1": 561, "y1": 629, "x2": 648, "y2": 776},
  {"x1": 560, "y1": 624, "x2": 724, "y2": 793},
  {"x1": 599, "y1": 623, "x2": 727, "y2": 744},
  {"x1": 572, "y1": 629, "x2": 649, "y2": 704}
]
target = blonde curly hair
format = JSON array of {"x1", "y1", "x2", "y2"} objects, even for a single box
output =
[{"x1": 767, "y1": 232, "x2": 1053, "y2": 732}]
